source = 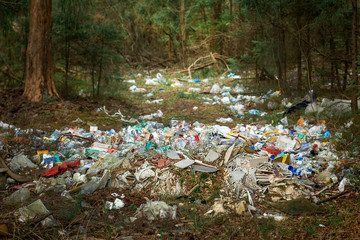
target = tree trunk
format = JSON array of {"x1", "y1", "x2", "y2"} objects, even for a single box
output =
[
  {"x1": 305, "y1": 26, "x2": 312, "y2": 90},
  {"x1": 296, "y1": 5, "x2": 302, "y2": 91},
  {"x1": 275, "y1": 0, "x2": 287, "y2": 95},
  {"x1": 64, "y1": 38, "x2": 70, "y2": 96},
  {"x1": 96, "y1": 59, "x2": 103, "y2": 99},
  {"x1": 274, "y1": 24, "x2": 287, "y2": 95},
  {"x1": 210, "y1": 0, "x2": 221, "y2": 51},
  {"x1": 202, "y1": 6, "x2": 207, "y2": 47},
  {"x1": 330, "y1": 36, "x2": 335, "y2": 90},
  {"x1": 297, "y1": 45, "x2": 302, "y2": 91},
  {"x1": 23, "y1": 0, "x2": 46, "y2": 102},
  {"x1": 351, "y1": 0, "x2": 358, "y2": 112},
  {"x1": 180, "y1": 0, "x2": 187, "y2": 69},
  {"x1": 273, "y1": 26, "x2": 283, "y2": 93},
  {"x1": 255, "y1": 60, "x2": 259, "y2": 83},
  {"x1": 280, "y1": 27, "x2": 287, "y2": 94},
  {"x1": 63, "y1": 1, "x2": 71, "y2": 97},
  {"x1": 344, "y1": 40, "x2": 349, "y2": 90},
  {"x1": 229, "y1": 0, "x2": 233, "y2": 18},
  {"x1": 22, "y1": 19, "x2": 29, "y2": 82},
  {"x1": 167, "y1": 32, "x2": 172, "y2": 59},
  {"x1": 23, "y1": 0, "x2": 57, "y2": 102},
  {"x1": 335, "y1": 64, "x2": 340, "y2": 90},
  {"x1": 91, "y1": 65, "x2": 95, "y2": 99},
  {"x1": 44, "y1": 0, "x2": 59, "y2": 98}
]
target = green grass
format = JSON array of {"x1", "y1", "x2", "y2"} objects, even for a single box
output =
[{"x1": 177, "y1": 91, "x2": 199, "y2": 99}]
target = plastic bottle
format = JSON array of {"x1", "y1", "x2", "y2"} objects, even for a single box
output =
[{"x1": 81, "y1": 178, "x2": 100, "y2": 195}]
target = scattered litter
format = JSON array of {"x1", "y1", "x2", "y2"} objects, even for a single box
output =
[
  {"x1": 338, "y1": 177, "x2": 348, "y2": 192},
  {"x1": 9, "y1": 154, "x2": 38, "y2": 171},
  {"x1": 1, "y1": 78, "x2": 356, "y2": 234},
  {"x1": 105, "y1": 198, "x2": 125, "y2": 210},
  {"x1": 167, "y1": 150, "x2": 181, "y2": 160},
  {"x1": 210, "y1": 84, "x2": 221, "y2": 94},
  {"x1": 134, "y1": 199, "x2": 177, "y2": 221},
  {"x1": 192, "y1": 164, "x2": 219, "y2": 173},
  {"x1": 130, "y1": 85, "x2": 146, "y2": 93},
  {"x1": 187, "y1": 87, "x2": 201, "y2": 93},
  {"x1": 4, "y1": 188, "x2": 30, "y2": 206},
  {"x1": 205, "y1": 200, "x2": 226, "y2": 216},
  {"x1": 175, "y1": 159, "x2": 195, "y2": 168},
  {"x1": 216, "y1": 117, "x2": 233, "y2": 123},
  {"x1": 145, "y1": 99, "x2": 164, "y2": 104},
  {"x1": 258, "y1": 212, "x2": 285, "y2": 221},
  {"x1": 139, "y1": 110, "x2": 164, "y2": 120},
  {"x1": 205, "y1": 150, "x2": 220, "y2": 162},
  {"x1": 16, "y1": 199, "x2": 51, "y2": 223}
]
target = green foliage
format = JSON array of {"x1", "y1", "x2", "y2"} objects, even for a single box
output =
[
  {"x1": 52, "y1": 0, "x2": 123, "y2": 99},
  {"x1": 0, "y1": 1, "x2": 28, "y2": 87},
  {"x1": 227, "y1": 55, "x2": 253, "y2": 72},
  {"x1": 0, "y1": 0, "x2": 358, "y2": 104}
]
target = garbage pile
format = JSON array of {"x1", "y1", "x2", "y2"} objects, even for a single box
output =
[
  {"x1": 0, "y1": 107, "x2": 355, "y2": 227},
  {"x1": 1, "y1": 72, "x2": 358, "y2": 232}
]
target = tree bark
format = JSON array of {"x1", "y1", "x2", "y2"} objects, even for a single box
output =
[
  {"x1": 23, "y1": 0, "x2": 58, "y2": 102},
  {"x1": 96, "y1": 59, "x2": 103, "y2": 98},
  {"x1": 91, "y1": 65, "x2": 95, "y2": 99},
  {"x1": 274, "y1": 24, "x2": 287, "y2": 95},
  {"x1": 210, "y1": 0, "x2": 222, "y2": 51},
  {"x1": 273, "y1": 26, "x2": 283, "y2": 92},
  {"x1": 167, "y1": 32, "x2": 172, "y2": 59},
  {"x1": 280, "y1": 27, "x2": 287, "y2": 94},
  {"x1": 344, "y1": 40, "x2": 349, "y2": 90},
  {"x1": 255, "y1": 60, "x2": 259, "y2": 83},
  {"x1": 351, "y1": 0, "x2": 358, "y2": 112},
  {"x1": 330, "y1": 36, "x2": 335, "y2": 90},
  {"x1": 44, "y1": 0, "x2": 59, "y2": 98},
  {"x1": 180, "y1": 0, "x2": 187, "y2": 68},
  {"x1": 23, "y1": 0, "x2": 46, "y2": 102},
  {"x1": 296, "y1": 3, "x2": 302, "y2": 91},
  {"x1": 305, "y1": 25, "x2": 312, "y2": 90},
  {"x1": 297, "y1": 44, "x2": 302, "y2": 91}
]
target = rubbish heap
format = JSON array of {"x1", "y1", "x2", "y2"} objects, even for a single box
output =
[
  {"x1": 0, "y1": 110, "x2": 355, "y2": 224},
  {"x1": 0, "y1": 72, "x2": 357, "y2": 228}
]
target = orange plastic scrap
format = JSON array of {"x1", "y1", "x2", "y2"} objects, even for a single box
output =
[
  {"x1": 297, "y1": 118, "x2": 305, "y2": 127},
  {"x1": 37, "y1": 150, "x2": 49, "y2": 163}
]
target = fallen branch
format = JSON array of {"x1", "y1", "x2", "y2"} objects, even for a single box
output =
[
  {"x1": 182, "y1": 52, "x2": 230, "y2": 79},
  {"x1": 317, "y1": 190, "x2": 348, "y2": 205},
  {"x1": 26, "y1": 212, "x2": 53, "y2": 226},
  {"x1": 210, "y1": 52, "x2": 221, "y2": 74},
  {"x1": 176, "y1": 78, "x2": 188, "y2": 82},
  {"x1": 67, "y1": 134, "x2": 94, "y2": 143},
  {"x1": 314, "y1": 185, "x2": 331, "y2": 196},
  {"x1": 186, "y1": 184, "x2": 199, "y2": 196},
  {"x1": 69, "y1": 184, "x2": 85, "y2": 193},
  {"x1": 0, "y1": 153, "x2": 33, "y2": 183},
  {"x1": 187, "y1": 55, "x2": 211, "y2": 79}
]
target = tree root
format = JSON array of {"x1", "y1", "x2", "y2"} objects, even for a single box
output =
[{"x1": 0, "y1": 152, "x2": 33, "y2": 183}]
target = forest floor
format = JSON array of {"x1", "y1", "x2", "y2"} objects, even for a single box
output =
[{"x1": 0, "y1": 73, "x2": 360, "y2": 239}]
